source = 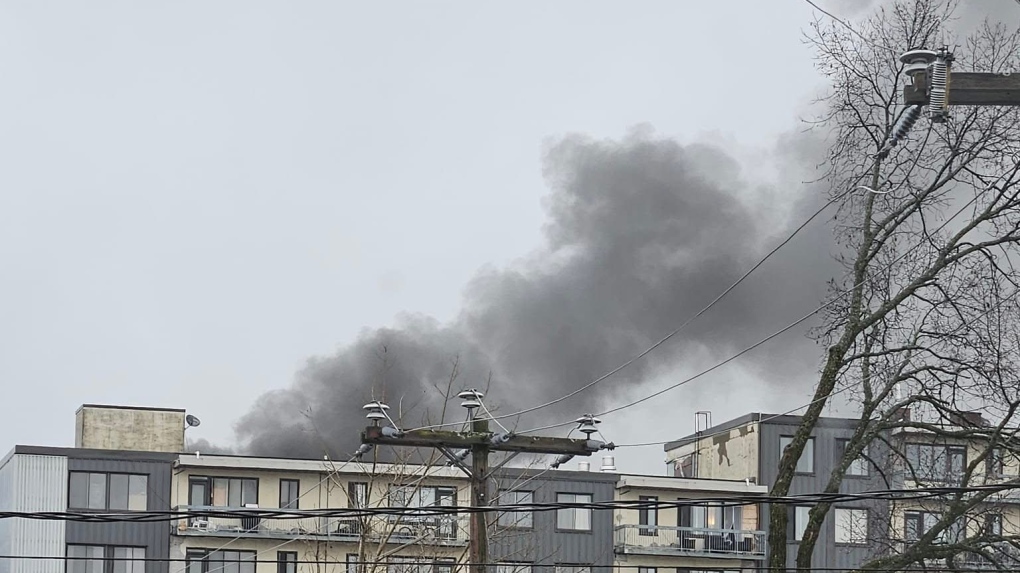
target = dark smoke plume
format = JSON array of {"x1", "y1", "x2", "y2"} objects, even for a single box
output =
[{"x1": 231, "y1": 127, "x2": 838, "y2": 459}]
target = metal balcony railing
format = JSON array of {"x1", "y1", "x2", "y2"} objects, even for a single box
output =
[
  {"x1": 172, "y1": 505, "x2": 465, "y2": 544},
  {"x1": 614, "y1": 525, "x2": 766, "y2": 559}
]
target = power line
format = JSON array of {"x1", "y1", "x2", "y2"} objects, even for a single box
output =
[
  {"x1": 520, "y1": 174, "x2": 1000, "y2": 434},
  {"x1": 4, "y1": 556, "x2": 1020, "y2": 572},
  {"x1": 613, "y1": 283, "x2": 1020, "y2": 450},
  {"x1": 3, "y1": 483, "x2": 1018, "y2": 523}
]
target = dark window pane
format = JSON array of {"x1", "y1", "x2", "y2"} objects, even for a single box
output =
[
  {"x1": 128, "y1": 476, "x2": 147, "y2": 511},
  {"x1": 87, "y1": 474, "x2": 107, "y2": 509},
  {"x1": 190, "y1": 478, "x2": 208, "y2": 506},
  {"x1": 69, "y1": 473, "x2": 89, "y2": 509},
  {"x1": 280, "y1": 480, "x2": 299, "y2": 509},
  {"x1": 242, "y1": 479, "x2": 258, "y2": 506},
  {"x1": 109, "y1": 474, "x2": 129, "y2": 510}
]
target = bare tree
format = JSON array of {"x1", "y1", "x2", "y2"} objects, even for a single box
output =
[{"x1": 767, "y1": 1, "x2": 1020, "y2": 572}]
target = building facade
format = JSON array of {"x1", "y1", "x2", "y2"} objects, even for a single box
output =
[{"x1": 664, "y1": 414, "x2": 890, "y2": 571}]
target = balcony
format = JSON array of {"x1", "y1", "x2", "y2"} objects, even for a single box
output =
[
  {"x1": 172, "y1": 505, "x2": 466, "y2": 545},
  {"x1": 614, "y1": 525, "x2": 766, "y2": 559}
]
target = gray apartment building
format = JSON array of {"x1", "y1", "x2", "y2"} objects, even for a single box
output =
[
  {"x1": 664, "y1": 413, "x2": 889, "y2": 571},
  {"x1": 0, "y1": 405, "x2": 183, "y2": 573}
]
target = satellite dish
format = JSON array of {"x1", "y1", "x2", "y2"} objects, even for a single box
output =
[{"x1": 185, "y1": 414, "x2": 201, "y2": 428}]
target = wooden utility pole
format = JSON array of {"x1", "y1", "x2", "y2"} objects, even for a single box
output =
[
  {"x1": 361, "y1": 406, "x2": 611, "y2": 573},
  {"x1": 469, "y1": 418, "x2": 489, "y2": 573}
]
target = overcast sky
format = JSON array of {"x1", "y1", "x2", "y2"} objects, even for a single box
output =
[{"x1": 2, "y1": 1, "x2": 1015, "y2": 475}]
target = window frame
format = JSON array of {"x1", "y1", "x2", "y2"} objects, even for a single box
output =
[
  {"x1": 554, "y1": 565, "x2": 591, "y2": 573},
  {"x1": 185, "y1": 548, "x2": 257, "y2": 573},
  {"x1": 68, "y1": 472, "x2": 148, "y2": 511},
  {"x1": 833, "y1": 507, "x2": 869, "y2": 545},
  {"x1": 555, "y1": 493, "x2": 593, "y2": 532},
  {"x1": 496, "y1": 489, "x2": 534, "y2": 529},
  {"x1": 496, "y1": 563, "x2": 533, "y2": 573},
  {"x1": 791, "y1": 505, "x2": 812, "y2": 542},
  {"x1": 638, "y1": 495, "x2": 658, "y2": 535},
  {"x1": 66, "y1": 545, "x2": 145, "y2": 573},
  {"x1": 779, "y1": 436, "x2": 816, "y2": 475},
  {"x1": 188, "y1": 476, "x2": 260, "y2": 508},
  {"x1": 277, "y1": 551, "x2": 297, "y2": 573},
  {"x1": 279, "y1": 479, "x2": 300, "y2": 510},
  {"x1": 835, "y1": 438, "x2": 870, "y2": 477},
  {"x1": 904, "y1": 443, "x2": 967, "y2": 484},
  {"x1": 348, "y1": 482, "x2": 368, "y2": 508},
  {"x1": 985, "y1": 513, "x2": 1003, "y2": 537}
]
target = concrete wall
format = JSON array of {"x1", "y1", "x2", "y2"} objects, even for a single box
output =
[
  {"x1": 75, "y1": 405, "x2": 186, "y2": 453},
  {"x1": 665, "y1": 421, "x2": 760, "y2": 483}
]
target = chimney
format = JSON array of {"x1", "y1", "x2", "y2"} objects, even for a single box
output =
[
  {"x1": 578, "y1": 461, "x2": 591, "y2": 472},
  {"x1": 600, "y1": 455, "x2": 616, "y2": 472}
]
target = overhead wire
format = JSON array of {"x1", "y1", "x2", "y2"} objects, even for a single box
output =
[{"x1": 519, "y1": 169, "x2": 1004, "y2": 434}]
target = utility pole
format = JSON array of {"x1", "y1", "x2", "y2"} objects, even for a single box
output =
[
  {"x1": 900, "y1": 48, "x2": 1020, "y2": 113},
  {"x1": 359, "y1": 392, "x2": 613, "y2": 573}
]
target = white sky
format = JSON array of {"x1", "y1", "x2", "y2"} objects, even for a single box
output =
[{"x1": 4, "y1": 1, "x2": 1012, "y2": 475}]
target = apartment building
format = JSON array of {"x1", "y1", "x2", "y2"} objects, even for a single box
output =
[
  {"x1": 0, "y1": 405, "x2": 182, "y2": 573},
  {"x1": 664, "y1": 414, "x2": 890, "y2": 571},
  {"x1": 611, "y1": 474, "x2": 767, "y2": 573}
]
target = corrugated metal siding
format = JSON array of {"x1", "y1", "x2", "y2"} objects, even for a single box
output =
[
  {"x1": 760, "y1": 421, "x2": 890, "y2": 570},
  {"x1": 490, "y1": 471, "x2": 617, "y2": 571},
  {"x1": 3, "y1": 454, "x2": 69, "y2": 573},
  {"x1": 0, "y1": 453, "x2": 15, "y2": 573},
  {"x1": 65, "y1": 457, "x2": 173, "y2": 573}
]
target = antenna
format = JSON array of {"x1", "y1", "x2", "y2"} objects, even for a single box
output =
[{"x1": 185, "y1": 414, "x2": 201, "y2": 429}]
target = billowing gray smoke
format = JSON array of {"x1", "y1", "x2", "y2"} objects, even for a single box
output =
[{"x1": 226, "y1": 128, "x2": 837, "y2": 459}]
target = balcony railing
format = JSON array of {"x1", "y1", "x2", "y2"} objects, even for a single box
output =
[
  {"x1": 172, "y1": 505, "x2": 465, "y2": 544},
  {"x1": 614, "y1": 525, "x2": 766, "y2": 559}
]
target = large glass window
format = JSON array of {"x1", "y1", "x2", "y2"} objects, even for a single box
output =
[
  {"x1": 185, "y1": 549, "x2": 256, "y2": 573},
  {"x1": 277, "y1": 552, "x2": 297, "y2": 573},
  {"x1": 189, "y1": 477, "x2": 258, "y2": 507},
  {"x1": 780, "y1": 436, "x2": 815, "y2": 474},
  {"x1": 497, "y1": 490, "x2": 533, "y2": 528},
  {"x1": 836, "y1": 439, "x2": 870, "y2": 477},
  {"x1": 497, "y1": 564, "x2": 532, "y2": 573},
  {"x1": 904, "y1": 444, "x2": 966, "y2": 483},
  {"x1": 68, "y1": 473, "x2": 147, "y2": 511},
  {"x1": 834, "y1": 508, "x2": 868, "y2": 544},
  {"x1": 348, "y1": 482, "x2": 368, "y2": 508},
  {"x1": 793, "y1": 506, "x2": 812, "y2": 541},
  {"x1": 67, "y1": 545, "x2": 143, "y2": 573},
  {"x1": 556, "y1": 493, "x2": 593, "y2": 531}
]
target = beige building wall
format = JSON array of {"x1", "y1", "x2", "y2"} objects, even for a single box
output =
[
  {"x1": 665, "y1": 422, "x2": 760, "y2": 482},
  {"x1": 75, "y1": 404, "x2": 186, "y2": 452}
]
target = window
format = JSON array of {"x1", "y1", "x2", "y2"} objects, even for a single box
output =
[
  {"x1": 639, "y1": 495, "x2": 658, "y2": 535},
  {"x1": 988, "y1": 448, "x2": 1005, "y2": 477},
  {"x1": 679, "y1": 503, "x2": 741, "y2": 530},
  {"x1": 497, "y1": 490, "x2": 533, "y2": 528},
  {"x1": 834, "y1": 508, "x2": 868, "y2": 544},
  {"x1": 638, "y1": 568, "x2": 657, "y2": 573},
  {"x1": 497, "y1": 563, "x2": 533, "y2": 573},
  {"x1": 277, "y1": 552, "x2": 297, "y2": 573},
  {"x1": 985, "y1": 513, "x2": 1003, "y2": 536},
  {"x1": 904, "y1": 444, "x2": 966, "y2": 483},
  {"x1": 836, "y1": 439, "x2": 870, "y2": 477},
  {"x1": 387, "y1": 485, "x2": 457, "y2": 509},
  {"x1": 185, "y1": 549, "x2": 256, "y2": 573},
  {"x1": 779, "y1": 436, "x2": 815, "y2": 474},
  {"x1": 188, "y1": 477, "x2": 258, "y2": 507},
  {"x1": 346, "y1": 554, "x2": 360, "y2": 573},
  {"x1": 556, "y1": 493, "x2": 593, "y2": 531},
  {"x1": 383, "y1": 557, "x2": 454, "y2": 573},
  {"x1": 279, "y1": 480, "x2": 300, "y2": 509},
  {"x1": 349, "y1": 482, "x2": 368, "y2": 508},
  {"x1": 68, "y1": 473, "x2": 147, "y2": 511},
  {"x1": 904, "y1": 511, "x2": 964, "y2": 543},
  {"x1": 793, "y1": 506, "x2": 812, "y2": 541},
  {"x1": 554, "y1": 566, "x2": 590, "y2": 573},
  {"x1": 67, "y1": 546, "x2": 143, "y2": 573}
]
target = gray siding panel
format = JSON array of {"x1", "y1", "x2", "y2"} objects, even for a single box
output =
[
  {"x1": 760, "y1": 420, "x2": 890, "y2": 571},
  {"x1": 65, "y1": 456, "x2": 173, "y2": 573},
  {"x1": 490, "y1": 470, "x2": 617, "y2": 571},
  {"x1": 0, "y1": 453, "x2": 68, "y2": 573}
]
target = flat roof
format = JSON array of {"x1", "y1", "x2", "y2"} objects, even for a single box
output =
[
  {"x1": 3, "y1": 445, "x2": 178, "y2": 463},
  {"x1": 77, "y1": 404, "x2": 186, "y2": 413},
  {"x1": 663, "y1": 412, "x2": 867, "y2": 451}
]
